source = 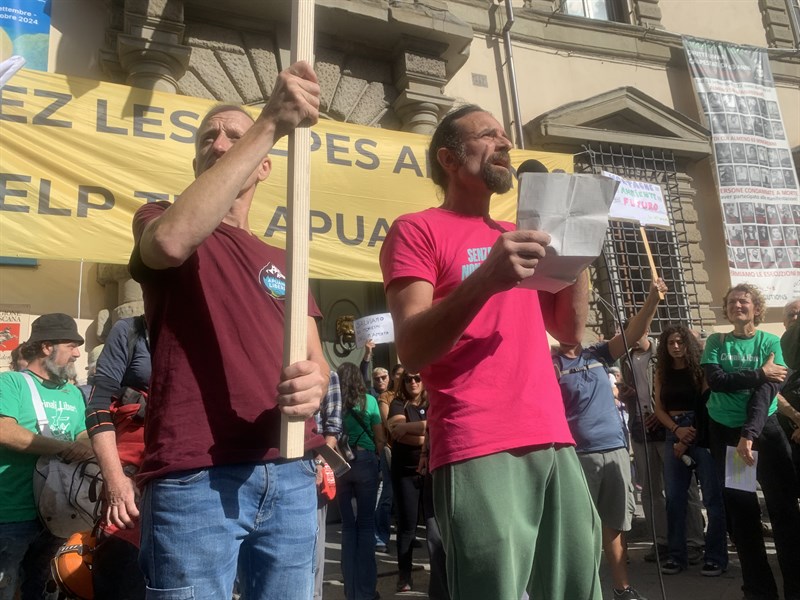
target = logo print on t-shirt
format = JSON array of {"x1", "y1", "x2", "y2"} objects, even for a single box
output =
[
  {"x1": 259, "y1": 262, "x2": 286, "y2": 299},
  {"x1": 461, "y1": 246, "x2": 492, "y2": 280}
]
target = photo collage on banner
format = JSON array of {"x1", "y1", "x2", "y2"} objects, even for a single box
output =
[{"x1": 684, "y1": 36, "x2": 800, "y2": 306}]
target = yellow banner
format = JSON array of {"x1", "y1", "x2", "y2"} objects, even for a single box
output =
[{"x1": 0, "y1": 69, "x2": 573, "y2": 281}]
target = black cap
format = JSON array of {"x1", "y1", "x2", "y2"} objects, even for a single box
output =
[{"x1": 26, "y1": 313, "x2": 84, "y2": 345}]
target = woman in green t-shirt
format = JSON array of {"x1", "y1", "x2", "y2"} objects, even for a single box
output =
[
  {"x1": 335, "y1": 362, "x2": 384, "y2": 600},
  {"x1": 701, "y1": 283, "x2": 800, "y2": 598}
]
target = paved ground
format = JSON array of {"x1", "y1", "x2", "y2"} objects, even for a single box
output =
[{"x1": 319, "y1": 502, "x2": 783, "y2": 600}]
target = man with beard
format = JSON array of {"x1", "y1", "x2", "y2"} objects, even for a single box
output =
[
  {"x1": 128, "y1": 62, "x2": 328, "y2": 600},
  {"x1": 380, "y1": 105, "x2": 602, "y2": 600},
  {"x1": 0, "y1": 313, "x2": 94, "y2": 600}
]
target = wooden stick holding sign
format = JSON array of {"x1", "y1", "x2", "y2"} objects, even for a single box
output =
[
  {"x1": 281, "y1": 0, "x2": 315, "y2": 458},
  {"x1": 639, "y1": 226, "x2": 664, "y2": 300}
]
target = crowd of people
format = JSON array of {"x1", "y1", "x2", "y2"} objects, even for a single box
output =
[{"x1": 1, "y1": 60, "x2": 799, "y2": 600}]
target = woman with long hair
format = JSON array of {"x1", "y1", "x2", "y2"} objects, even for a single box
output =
[
  {"x1": 387, "y1": 372, "x2": 429, "y2": 593},
  {"x1": 702, "y1": 284, "x2": 800, "y2": 599},
  {"x1": 374, "y1": 363, "x2": 404, "y2": 553},
  {"x1": 653, "y1": 324, "x2": 727, "y2": 576},
  {"x1": 336, "y1": 362, "x2": 385, "y2": 600}
]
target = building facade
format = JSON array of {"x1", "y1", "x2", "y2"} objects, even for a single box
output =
[{"x1": 1, "y1": 0, "x2": 798, "y2": 370}]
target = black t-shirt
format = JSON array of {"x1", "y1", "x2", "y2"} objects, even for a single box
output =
[
  {"x1": 660, "y1": 367, "x2": 701, "y2": 413},
  {"x1": 388, "y1": 398, "x2": 427, "y2": 476}
]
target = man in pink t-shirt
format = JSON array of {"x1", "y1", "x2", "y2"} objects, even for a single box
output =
[{"x1": 380, "y1": 105, "x2": 602, "y2": 600}]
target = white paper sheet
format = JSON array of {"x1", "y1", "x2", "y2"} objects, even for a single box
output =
[
  {"x1": 354, "y1": 313, "x2": 394, "y2": 347},
  {"x1": 0, "y1": 56, "x2": 26, "y2": 89},
  {"x1": 516, "y1": 173, "x2": 619, "y2": 293},
  {"x1": 724, "y1": 446, "x2": 758, "y2": 492}
]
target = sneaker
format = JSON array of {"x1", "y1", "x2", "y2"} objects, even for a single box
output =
[
  {"x1": 701, "y1": 562, "x2": 724, "y2": 577},
  {"x1": 375, "y1": 544, "x2": 388, "y2": 553},
  {"x1": 643, "y1": 544, "x2": 668, "y2": 563},
  {"x1": 660, "y1": 559, "x2": 683, "y2": 575},
  {"x1": 687, "y1": 546, "x2": 704, "y2": 565},
  {"x1": 613, "y1": 586, "x2": 648, "y2": 600},
  {"x1": 396, "y1": 579, "x2": 412, "y2": 593}
]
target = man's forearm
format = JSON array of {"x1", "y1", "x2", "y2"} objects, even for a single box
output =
[
  {"x1": 777, "y1": 394, "x2": 800, "y2": 426},
  {"x1": 138, "y1": 119, "x2": 278, "y2": 269},
  {"x1": 541, "y1": 269, "x2": 589, "y2": 345},
  {"x1": 608, "y1": 285, "x2": 662, "y2": 360},
  {"x1": 391, "y1": 276, "x2": 495, "y2": 374},
  {"x1": 0, "y1": 419, "x2": 72, "y2": 456},
  {"x1": 90, "y1": 430, "x2": 128, "y2": 484}
]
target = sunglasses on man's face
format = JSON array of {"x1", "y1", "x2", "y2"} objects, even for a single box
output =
[
  {"x1": 404, "y1": 375, "x2": 422, "y2": 383},
  {"x1": 374, "y1": 375, "x2": 388, "y2": 381}
]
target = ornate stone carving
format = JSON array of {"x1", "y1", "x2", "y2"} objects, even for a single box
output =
[
  {"x1": 393, "y1": 46, "x2": 453, "y2": 134},
  {"x1": 101, "y1": 0, "x2": 190, "y2": 91}
]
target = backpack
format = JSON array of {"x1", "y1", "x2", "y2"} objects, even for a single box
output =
[
  {"x1": 33, "y1": 456, "x2": 103, "y2": 538},
  {"x1": 23, "y1": 371, "x2": 104, "y2": 537}
]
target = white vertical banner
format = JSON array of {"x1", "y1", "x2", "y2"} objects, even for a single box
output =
[{"x1": 684, "y1": 36, "x2": 800, "y2": 306}]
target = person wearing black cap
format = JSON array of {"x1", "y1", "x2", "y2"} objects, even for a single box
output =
[{"x1": 0, "y1": 313, "x2": 94, "y2": 600}]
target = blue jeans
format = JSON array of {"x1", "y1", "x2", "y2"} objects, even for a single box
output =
[
  {"x1": 0, "y1": 519, "x2": 63, "y2": 600},
  {"x1": 664, "y1": 412, "x2": 727, "y2": 569},
  {"x1": 374, "y1": 446, "x2": 393, "y2": 546},
  {"x1": 336, "y1": 449, "x2": 379, "y2": 600},
  {"x1": 139, "y1": 459, "x2": 318, "y2": 600}
]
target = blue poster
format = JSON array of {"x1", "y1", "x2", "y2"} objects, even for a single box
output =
[{"x1": 0, "y1": 0, "x2": 51, "y2": 71}]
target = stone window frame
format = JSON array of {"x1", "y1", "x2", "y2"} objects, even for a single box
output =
[
  {"x1": 524, "y1": 0, "x2": 663, "y2": 29},
  {"x1": 553, "y1": 0, "x2": 632, "y2": 24},
  {"x1": 760, "y1": 0, "x2": 800, "y2": 48}
]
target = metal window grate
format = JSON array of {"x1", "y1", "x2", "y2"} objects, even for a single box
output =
[{"x1": 575, "y1": 143, "x2": 702, "y2": 337}]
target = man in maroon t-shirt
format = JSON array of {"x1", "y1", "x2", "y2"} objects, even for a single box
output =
[{"x1": 126, "y1": 62, "x2": 329, "y2": 600}]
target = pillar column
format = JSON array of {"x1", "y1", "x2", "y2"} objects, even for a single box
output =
[
  {"x1": 392, "y1": 44, "x2": 454, "y2": 135},
  {"x1": 101, "y1": 0, "x2": 190, "y2": 90}
]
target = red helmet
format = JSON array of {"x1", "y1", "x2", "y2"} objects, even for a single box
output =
[{"x1": 50, "y1": 529, "x2": 96, "y2": 600}]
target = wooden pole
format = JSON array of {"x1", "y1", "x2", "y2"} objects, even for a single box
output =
[
  {"x1": 639, "y1": 226, "x2": 665, "y2": 300},
  {"x1": 281, "y1": 0, "x2": 315, "y2": 458}
]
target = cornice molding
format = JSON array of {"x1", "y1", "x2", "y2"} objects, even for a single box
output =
[
  {"x1": 445, "y1": 1, "x2": 800, "y2": 86},
  {"x1": 525, "y1": 87, "x2": 713, "y2": 158}
]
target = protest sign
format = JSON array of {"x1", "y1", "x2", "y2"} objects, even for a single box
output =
[
  {"x1": 354, "y1": 313, "x2": 394, "y2": 348},
  {"x1": 604, "y1": 171, "x2": 669, "y2": 228}
]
